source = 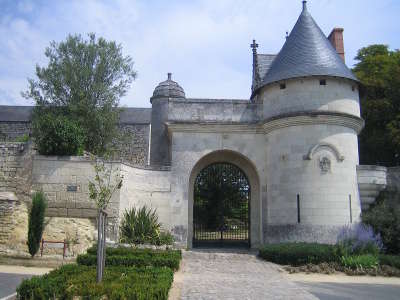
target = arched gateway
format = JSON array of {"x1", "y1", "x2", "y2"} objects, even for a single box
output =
[
  {"x1": 193, "y1": 162, "x2": 250, "y2": 247},
  {"x1": 188, "y1": 150, "x2": 262, "y2": 248}
]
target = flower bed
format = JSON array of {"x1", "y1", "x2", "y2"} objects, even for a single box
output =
[{"x1": 259, "y1": 243, "x2": 400, "y2": 277}]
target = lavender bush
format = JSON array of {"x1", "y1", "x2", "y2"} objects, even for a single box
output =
[{"x1": 336, "y1": 223, "x2": 384, "y2": 256}]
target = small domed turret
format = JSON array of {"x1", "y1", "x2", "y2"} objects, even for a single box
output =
[{"x1": 152, "y1": 73, "x2": 185, "y2": 100}]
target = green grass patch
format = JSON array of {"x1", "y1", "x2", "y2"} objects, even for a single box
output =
[{"x1": 17, "y1": 264, "x2": 173, "y2": 300}]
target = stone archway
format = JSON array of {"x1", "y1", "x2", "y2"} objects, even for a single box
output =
[{"x1": 188, "y1": 150, "x2": 261, "y2": 248}]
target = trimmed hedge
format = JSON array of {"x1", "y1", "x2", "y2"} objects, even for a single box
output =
[
  {"x1": 379, "y1": 255, "x2": 400, "y2": 269},
  {"x1": 17, "y1": 264, "x2": 173, "y2": 300},
  {"x1": 259, "y1": 243, "x2": 337, "y2": 266},
  {"x1": 77, "y1": 248, "x2": 182, "y2": 271}
]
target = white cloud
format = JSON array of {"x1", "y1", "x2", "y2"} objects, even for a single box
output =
[{"x1": 0, "y1": 0, "x2": 399, "y2": 107}]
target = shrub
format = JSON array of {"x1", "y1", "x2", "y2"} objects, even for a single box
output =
[
  {"x1": 27, "y1": 192, "x2": 47, "y2": 257},
  {"x1": 156, "y1": 231, "x2": 174, "y2": 246},
  {"x1": 120, "y1": 206, "x2": 172, "y2": 245},
  {"x1": 362, "y1": 193, "x2": 400, "y2": 254},
  {"x1": 77, "y1": 248, "x2": 182, "y2": 271},
  {"x1": 14, "y1": 134, "x2": 30, "y2": 143},
  {"x1": 17, "y1": 264, "x2": 173, "y2": 300},
  {"x1": 335, "y1": 223, "x2": 383, "y2": 256},
  {"x1": 340, "y1": 255, "x2": 379, "y2": 270},
  {"x1": 32, "y1": 112, "x2": 84, "y2": 156},
  {"x1": 259, "y1": 243, "x2": 337, "y2": 266},
  {"x1": 379, "y1": 255, "x2": 400, "y2": 269}
]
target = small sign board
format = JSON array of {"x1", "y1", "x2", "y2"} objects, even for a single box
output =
[
  {"x1": 47, "y1": 243, "x2": 65, "y2": 249},
  {"x1": 67, "y1": 185, "x2": 78, "y2": 192}
]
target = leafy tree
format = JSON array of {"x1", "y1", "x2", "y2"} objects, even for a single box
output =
[
  {"x1": 27, "y1": 192, "x2": 47, "y2": 257},
  {"x1": 23, "y1": 33, "x2": 136, "y2": 155},
  {"x1": 362, "y1": 192, "x2": 400, "y2": 254},
  {"x1": 88, "y1": 155, "x2": 123, "y2": 282},
  {"x1": 32, "y1": 113, "x2": 84, "y2": 155},
  {"x1": 354, "y1": 45, "x2": 400, "y2": 166}
]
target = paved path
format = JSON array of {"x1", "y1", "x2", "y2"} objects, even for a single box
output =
[
  {"x1": 0, "y1": 273, "x2": 32, "y2": 299},
  {"x1": 289, "y1": 273, "x2": 400, "y2": 300},
  {"x1": 0, "y1": 265, "x2": 52, "y2": 299},
  {"x1": 176, "y1": 250, "x2": 318, "y2": 300}
]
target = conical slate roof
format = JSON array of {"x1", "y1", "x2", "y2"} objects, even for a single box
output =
[{"x1": 261, "y1": 1, "x2": 357, "y2": 88}]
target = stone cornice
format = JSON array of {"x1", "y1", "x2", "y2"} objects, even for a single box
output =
[
  {"x1": 166, "y1": 112, "x2": 364, "y2": 135},
  {"x1": 166, "y1": 122, "x2": 263, "y2": 135},
  {"x1": 262, "y1": 112, "x2": 365, "y2": 135}
]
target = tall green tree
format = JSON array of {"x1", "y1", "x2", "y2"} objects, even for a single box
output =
[
  {"x1": 23, "y1": 33, "x2": 136, "y2": 155},
  {"x1": 354, "y1": 45, "x2": 400, "y2": 166},
  {"x1": 27, "y1": 192, "x2": 47, "y2": 257}
]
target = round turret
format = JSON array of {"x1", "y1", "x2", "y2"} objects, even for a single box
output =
[{"x1": 151, "y1": 73, "x2": 185, "y2": 100}]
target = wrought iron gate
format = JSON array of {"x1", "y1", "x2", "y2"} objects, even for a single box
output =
[{"x1": 193, "y1": 162, "x2": 250, "y2": 247}]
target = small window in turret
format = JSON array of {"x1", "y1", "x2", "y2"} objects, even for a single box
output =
[
  {"x1": 280, "y1": 83, "x2": 286, "y2": 90},
  {"x1": 320, "y1": 79, "x2": 326, "y2": 86}
]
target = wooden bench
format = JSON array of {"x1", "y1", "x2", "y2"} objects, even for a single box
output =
[{"x1": 40, "y1": 239, "x2": 67, "y2": 259}]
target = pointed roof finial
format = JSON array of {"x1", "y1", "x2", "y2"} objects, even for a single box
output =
[
  {"x1": 167, "y1": 72, "x2": 172, "y2": 80},
  {"x1": 250, "y1": 39, "x2": 259, "y2": 54},
  {"x1": 302, "y1": 1, "x2": 307, "y2": 11}
]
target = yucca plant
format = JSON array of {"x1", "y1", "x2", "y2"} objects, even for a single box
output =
[{"x1": 120, "y1": 206, "x2": 161, "y2": 244}]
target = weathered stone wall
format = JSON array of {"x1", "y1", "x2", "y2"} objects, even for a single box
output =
[
  {"x1": 168, "y1": 98, "x2": 261, "y2": 123},
  {"x1": 119, "y1": 163, "x2": 172, "y2": 231},
  {"x1": 0, "y1": 197, "x2": 29, "y2": 254},
  {"x1": 42, "y1": 217, "x2": 96, "y2": 256},
  {"x1": 0, "y1": 120, "x2": 150, "y2": 165},
  {"x1": 32, "y1": 156, "x2": 121, "y2": 241},
  {"x1": 117, "y1": 124, "x2": 150, "y2": 165},
  {"x1": 0, "y1": 142, "x2": 33, "y2": 254},
  {"x1": 0, "y1": 122, "x2": 31, "y2": 141}
]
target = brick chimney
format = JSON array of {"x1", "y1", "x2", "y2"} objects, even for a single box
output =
[{"x1": 328, "y1": 28, "x2": 345, "y2": 62}]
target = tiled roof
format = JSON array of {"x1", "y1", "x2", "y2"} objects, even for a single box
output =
[
  {"x1": 259, "y1": 2, "x2": 357, "y2": 89},
  {"x1": 0, "y1": 105, "x2": 151, "y2": 124},
  {"x1": 0, "y1": 106, "x2": 33, "y2": 122}
]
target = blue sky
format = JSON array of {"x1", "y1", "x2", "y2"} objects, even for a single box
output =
[{"x1": 0, "y1": 0, "x2": 399, "y2": 107}]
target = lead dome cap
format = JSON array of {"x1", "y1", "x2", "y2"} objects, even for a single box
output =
[{"x1": 152, "y1": 73, "x2": 185, "y2": 99}]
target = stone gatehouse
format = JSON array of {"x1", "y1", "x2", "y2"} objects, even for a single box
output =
[{"x1": 0, "y1": 2, "x2": 395, "y2": 252}]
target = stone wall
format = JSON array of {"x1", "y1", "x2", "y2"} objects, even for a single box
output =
[
  {"x1": 0, "y1": 196, "x2": 29, "y2": 254},
  {"x1": 117, "y1": 124, "x2": 150, "y2": 165},
  {"x1": 0, "y1": 122, "x2": 31, "y2": 141},
  {"x1": 119, "y1": 163, "x2": 172, "y2": 230},
  {"x1": 32, "y1": 156, "x2": 121, "y2": 241}
]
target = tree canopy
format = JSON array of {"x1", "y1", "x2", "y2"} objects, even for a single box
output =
[
  {"x1": 23, "y1": 33, "x2": 136, "y2": 155},
  {"x1": 354, "y1": 44, "x2": 400, "y2": 166}
]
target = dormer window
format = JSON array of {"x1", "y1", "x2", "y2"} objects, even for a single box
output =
[
  {"x1": 320, "y1": 79, "x2": 326, "y2": 86},
  {"x1": 280, "y1": 83, "x2": 286, "y2": 90}
]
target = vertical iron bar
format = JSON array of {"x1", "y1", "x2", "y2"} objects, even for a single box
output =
[
  {"x1": 297, "y1": 194, "x2": 301, "y2": 223},
  {"x1": 349, "y1": 195, "x2": 352, "y2": 223}
]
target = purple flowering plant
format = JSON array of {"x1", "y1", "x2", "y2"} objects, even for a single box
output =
[{"x1": 336, "y1": 223, "x2": 384, "y2": 256}]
